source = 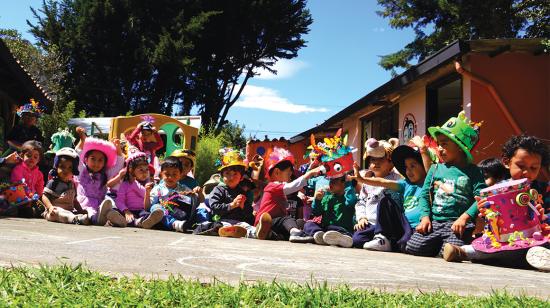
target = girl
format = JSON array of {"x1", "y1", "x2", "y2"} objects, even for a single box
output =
[
  {"x1": 42, "y1": 147, "x2": 89, "y2": 225},
  {"x1": 75, "y1": 127, "x2": 126, "y2": 227},
  {"x1": 115, "y1": 148, "x2": 164, "y2": 228},
  {"x1": 11, "y1": 140, "x2": 44, "y2": 196},
  {"x1": 128, "y1": 120, "x2": 163, "y2": 171}
]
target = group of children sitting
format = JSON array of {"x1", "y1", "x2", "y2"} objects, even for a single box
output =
[{"x1": 1, "y1": 101, "x2": 549, "y2": 272}]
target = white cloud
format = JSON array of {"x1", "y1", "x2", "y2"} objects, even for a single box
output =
[
  {"x1": 255, "y1": 59, "x2": 308, "y2": 80},
  {"x1": 235, "y1": 85, "x2": 328, "y2": 113},
  {"x1": 372, "y1": 27, "x2": 386, "y2": 32}
]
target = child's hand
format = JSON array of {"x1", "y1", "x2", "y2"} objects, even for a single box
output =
[
  {"x1": 76, "y1": 126, "x2": 86, "y2": 137},
  {"x1": 354, "y1": 218, "x2": 369, "y2": 231},
  {"x1": 252, "y1": 154, "x2": 264, "y2": 167},
  {"x1": 535, "y1": 203, "x2": 547, "y2": 221},
  {"x1": 307, "y1": 166, "x2": 324, "y2": 178},
  {"x1": 475, "y1": 196, "x2": 491, "y2": 211},
  {"x1": 4, "y1": 152, "x2": 21, "y2": 164},
  {"x1": 416, "y1": 217, "x2": 432, "y2": 234},
  {"x1": 118, "y1": 168, "x2": 127, "y2": 178},
  {"x1": 112, "y1": 139, "x2": 123, "y2": 155},
  {"x1": 314, "y1": 189, "x2": 325, "y2": 200},
  {"x1": 231, "y1": 194, "x2": 246, "y2": 209},
  {"x1": 145, "y1": 182, "x2": 154, "y2": 193},
  {"x1": 451, "y1": 215, "x2": 469, "y2": 237},
  {"x1": 192, "y1": 186, "x2": 202, "y2": 195},
  {"x1": 124, "y1": 210, "x2": 134, "y2": 224}
]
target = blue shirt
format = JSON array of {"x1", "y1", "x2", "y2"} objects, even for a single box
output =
[
  {"x1": 179, "y1": 176, "x2": 199, "y2": 190},
  {"x1": 397, "y1": 179, "x2": 423, "y2": 228}
]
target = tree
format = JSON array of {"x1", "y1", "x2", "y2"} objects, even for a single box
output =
[{"x1": 376, "y1": 0, "x2": 550, "y2": 73}]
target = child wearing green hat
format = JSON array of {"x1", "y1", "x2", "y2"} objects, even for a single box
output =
[{"x1": 405, "y1": 111, "x2": 486, "y2": 257}]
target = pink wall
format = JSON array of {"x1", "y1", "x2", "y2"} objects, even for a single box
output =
[{"x1": 397, "y1": 87, "x2": 426, "y2": 144}]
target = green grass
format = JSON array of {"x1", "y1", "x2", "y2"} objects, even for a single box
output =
[{"x1": 0, "y1": 265, "x2": 547, "y2": 307}]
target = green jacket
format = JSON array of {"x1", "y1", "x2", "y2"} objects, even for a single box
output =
[{"x1": 312, "y1": 182, "x2": 357, "y2": 233}]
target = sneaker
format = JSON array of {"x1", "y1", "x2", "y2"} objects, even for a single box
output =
[
  {"x1": 313, "y1": 231, "x2": 327, "y2": 245},
  {"x1": 526, "y1": 246, "x2": 550, "y2": 272},
  {"x1": 255, "y1": 213, "x2": 272, "y2": 240},
  {"x1": 97, "y1": 199, "x2": 113, "y2": 226},
  {"x1": 323, "y1": 231, "x2": 353, "y2": 248},
  {"x1": 140, "y1": 209, "x2": 164, "y2": 229},
  {"x1": 289, "y1": 230, "x2": 314, "y2": 243},
  {"x1": 195, "y1": 222, "x2": 222, "y2": 236},
  {"x1": 218, "y1": 225, "x2": 247, "y2": 238},
  {"x1": 106, "y1": 210, "x2": 127, "y2": 228},
  {"x1": 74, "y1": 214, "x2": 91, "y2": 225},
  {"x1": 443, "y1": 243, "x2": 468, "y2": 262},
  {"x1": 363, "y1": 234, "x2": 391, "y2": 252},
  {"x1": 173, "y1": 220, "x2": 187, "y2": 232}
]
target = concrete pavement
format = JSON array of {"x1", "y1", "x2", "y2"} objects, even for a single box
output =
[{"x1": 0, "y1": 217, "x2": 549, "y2": 298}]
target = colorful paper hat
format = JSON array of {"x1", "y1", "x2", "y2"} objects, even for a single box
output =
[
  {"x1": 0, "y1": 181, "x2": 38, "y2": 206},
  {"x1": 49, "y1": 128, "x2": 76, "y2": 153},
  {"x1": 53, "y1": 147, "x2": 80, "y2": 176},
  {"x1": 427, "y1": 111, "x2": 482, "y2": 163},
  {"x1": 216, "y1": 148, "x2": 247, "y2": 171},
  {"x1": 171, "y1": 149, "x2": 196, "y2": 167},
  {"x1": 472, "y1": 178, "x2": 548, "y2": 253},
  {"x1": 391, "y1": 145, "x2": 422, "y2": 179},
  {"x1": 265, "y1": 147, "x2": 295, "y2": 174},
  {"x1": 363, "y1": 138, "x2": 399, "y2": 160},
  {"x1": 308, "y1": 129, "x2": 355, "y2": 179},
  {"x1": 81, "y1": 137, "x2": 118, "y2": 169},
  {"x1": 16, "y1": 99, "x2": 45, "y2": 117},
  {"x1": 126, "y1": 146, "x2": 148, "y2": 164}
]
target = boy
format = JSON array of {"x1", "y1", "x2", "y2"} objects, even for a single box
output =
[
  {"x1": 254, "y1": 147, "x2": 322, "y2": 242},
  {"x1": 171, "y1": 149, "x2": 199, "y2": 190},
  {"x1": 478, "y1": 158, "x2": 508, "y2": 186},
  {"x1": 444, "y1": 135, "x2": 550, "y2": 271},
  {"x1": 7, "y1": 100, "x2": 44, "y2": 151},
  {"x1": 405, "y1": 111, "x2": 486, "y2": 257},
  {"x1": 305, "y1": 175, "x2": 356, "y2": 248},
  {"x1": 148, "y1": 157, "x2": 198, "y2": 232}
]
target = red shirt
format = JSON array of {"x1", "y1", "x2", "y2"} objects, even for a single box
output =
[{"x1": 254, "y1": 182, "x2": 288, "y2": 226}]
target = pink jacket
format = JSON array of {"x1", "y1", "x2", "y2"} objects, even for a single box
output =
[{"x1": 11, "y1": 163, "x2": 44, "y2": 196}]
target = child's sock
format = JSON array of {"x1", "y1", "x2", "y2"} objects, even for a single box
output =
[
  {"x1": 57, "y1": 211, "x2": 76, "y2": 224},
  {"x1": 173, "y1": 220, "x2": 186, "y2": 232}
]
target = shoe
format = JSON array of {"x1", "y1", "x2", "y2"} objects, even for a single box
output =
[
  {"x1": 218, "y1": 225, "x2": 247, "y2": 238},
  {"x1": 363, "y1": 234, "x2": 391, "y2": 252},
  {"x1": 443, "y1": 243, "x2": 468, "y2": 262},
  {"x1": 526, "y1": 246, "x2": 550, "y2": 272},
  {"x1": 140, "y1": 209, "x2": 164, "y2": 229},
  {"x1": 323, "y1": 231, "x2": 353, "y2": 248},
  {"x1": 173, "y1": 220, "x2": 187, "y2": 232},
  {"x1": 313, "y1": 231, "x2": 327, "y2": 245},
  {"x1": 97, "y1": 199, "x2": 113, "y2": 226},
  {"x1": 195, "y1": 222, "x2": 222, "y2": 236},
  {"x1": 289, "y1": 230, "x2": 314, "y2": 243},
  {"x1": 74, "y1": 214, "x2": 91, "y2": 225},
  {"x1": 255, "y1": 213, "x2": 272, "y2": 240},
  {"x1": 106, "y1": 210, "x2": 127, "y2": 228}
]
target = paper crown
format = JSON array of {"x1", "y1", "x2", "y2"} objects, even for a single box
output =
[
  {"x1": 126, "y1": 146, "x2": 148, "y2": 164},
  {"x1": 171, "y1": 149, "x2": 196, "y2": 167},
  {"x1": 265, "y1": 147, "x2": 295, "y2": 174},
  {"x1": 308, "y1": 129, "x2": 355, "y2": 179},
  {"x1": 427, "y1": 111, "x2": 482, "y2": 163},
  {"x1": 215, "y1": 148, "x2": 247, "y2": 171},
  {"x1": 49, "y1": 128, "x2": 76, "y2": 153},
  {"x1": 0, "y1": 181, "x2": 39, "y2": 206},
  {"x1": 472, "y1": 178, "x2": 548, "y2": 253},
  {"x1": 81, "y1": 137, "x2": 118, "y2": 169},
  {"x1": 16, "y1": 99, "x2": 45, "y2": 117}
]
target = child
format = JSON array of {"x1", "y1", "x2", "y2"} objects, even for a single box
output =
[
  {"x1": 444, "y1": 135, "x2": 550, "y2": 271},
  {"x1": 171, "y1": 149, "x2": 200, "y2": 192},
  {"x1": 208, "y1": 148, "x2": 258, "y2": 238},
  {"x1": 7, "y1": 100, "x2": 44, "y2": 151},
  {"x1": 352, "y1": 138, "x2": 402, "y2": 248},
  {"x1": 42, "y1": 147, "x2": 89, "y2": 225},
  {"x1": 128, "y1": 120, "x2": 163, "y2": 168},
  {"x1": 75, "y1": 129, "x2": 126, "y2": 227},
  {"x1": 353, "y1": 144, "x2": 428, "y2": 252},
  {"x1": 254, "y1": 147, "x2": 322, "y2": 242},
  {"x1": 305, "y1": 175, "x2": 356, "y2": 248},
  {"x1": 11, "y1": 140, "x2": 45, "y2": 196},
  {"x1": 115, "y1": 148, "x2": 164, "y2": 228},
  {"x1": 405, "y1": 111, "x2": 486, "y2": 257},
  {"x1": 148, "y1": 157, "x2": 198, "y2": 232},
  {"x1": 478, "y1": 158, "x2": 508, "y2": 186}
]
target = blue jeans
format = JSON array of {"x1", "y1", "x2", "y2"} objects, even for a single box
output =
[{"x1": 150, "y1": 204, "x2": 179, "y2": 230}]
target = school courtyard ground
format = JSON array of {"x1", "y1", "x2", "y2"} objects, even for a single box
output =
[{"x1": 0, "y1": 217, "x2": 548, "y2": 298}]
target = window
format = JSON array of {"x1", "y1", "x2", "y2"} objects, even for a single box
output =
[
  {"x1": 426, "y1": 74, "x2": 462, "y2": 128},
  {"x1": 360, "y1": 104, "x2": 399, "y2": 168}
]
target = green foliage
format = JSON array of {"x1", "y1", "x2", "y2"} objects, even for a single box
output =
[
  {"x1": 218, "y1": 121, "x2": 247, "y2": 150},
  {"x1": 38, "y1": 100, "x2": 76, "y2": 149},
  {"x1": 376, "y1": 0, "x2": 550, "y2": 71},
  {"x1": 0, "y1": 265, "x2": 547, "y2": 306},
  {"x1": 77, "y1": 110, "x2": 86, "y2": 118}
]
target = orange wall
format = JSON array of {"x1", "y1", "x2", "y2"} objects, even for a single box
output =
[{"x1": 468, "y1": 53, "x2": 550, "y2": 162}]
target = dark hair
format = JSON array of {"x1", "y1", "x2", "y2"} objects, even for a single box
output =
[
  {"x1": 329, "y1": 176, "x2": 346, "y2": 184},
  {"x1": 502, "y1": 135, "x2": 549, "y2": 167},
  {"x1": 221, "y1": 165, "x2": 245, "y2": 176},
  {"x1": 83, "y1": 149, "x2": 108, "y2": 186},
  {"x1": 161, "y1": 156, "x2": 183, "y2": 171},
  {"x1": 124, "y1": 156, "x2": 149, "y2": 181},
  {"x1": 20, "y1": 140, "x2": 44, "y2": 159},
  {"x1": 269, "y1": 160, "x2": 293, "y2": 176},
  {"x1": 478, "y1": 158, "x2": 508, "y2": 182}
]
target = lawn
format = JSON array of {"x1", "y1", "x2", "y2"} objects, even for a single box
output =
[{"x1": 0, "y1": 265, "x2": 547, "y2": 307}]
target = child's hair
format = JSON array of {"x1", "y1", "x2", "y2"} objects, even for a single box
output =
[
  {"x1": 478, "y1": 158, "x2": 508, "y2": 182},
  {"x1": 124, "y1": 156, "x2": 149, "y2": 181},
  {"x1": 268, "y1": 160, "x2": 293, "y2": 176},
  {"x1": 20, "y1": 140, "x2": 44, "y2": 159},
  {"x1": 502, "y1": 135, "x2": 549, "y2": 167},
  {"x1": 161, "y1": 156, "x2": 183, "y2": 171}
]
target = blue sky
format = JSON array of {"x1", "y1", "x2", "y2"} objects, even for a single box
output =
[{"x1": 0, "y1": 1, "x2": 415, "y2": 139}]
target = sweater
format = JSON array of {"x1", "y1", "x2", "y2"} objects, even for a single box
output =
[
  {"x1": 209, "y1": 183, "x2": 254, "y2": 225},
  {"x1": 11, "y1": 162, "x2": 44, "y2": 195},
  {"x1": 311, "y1": 182, "x2": 357, "y2": 233},
  {"x1": 116, "y1": 180, "x2": 148, "y2": 212}
]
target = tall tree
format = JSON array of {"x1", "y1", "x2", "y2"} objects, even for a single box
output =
[{"x1": 377, "y1": 0, "x2": 550, "y2": 73}]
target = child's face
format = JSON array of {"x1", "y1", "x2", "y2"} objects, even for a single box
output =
[
  {"x1": 179, "y1": 157, "x2": 193, "y2": 177},
  {"x1": 132, "y1": 163, "x2": 150, "y2": 182},
  {"x1": 505, "y1": 149, "x2": 542, "y2": 182},
  {"x1": 222, "y1": 167, "x2": 243, "y2": 189},
  {"x1": 57, "y1": 159, "x2": 74, "y2": 182},
  {"x1": 161, "y1": 167, "x2": 182, "y2": 188},
  {"x1": 85, "y1": 150, "x2": 107, "y2": 173},
  {"x1": 484, "y1": 176, "x2": 497, "y2": 186},
  {"x1": 404, "y1": 158, "x2": 426, "y2": 184},
  {"x1": 22, "y1": 114, "x2": 37, "y2": 126},
  {"x1": 436, "y1": 134, "x2": 465, "y2": 164},
  {"x1": 23, "y1": 149, "x2": 40, "y2": 169},
  {"x1": 328, "y1": 178, "x2": 345, "y2": 195},
  {"x1": 369, "y1": 156, "x2": 394, "y2": 177},
  {"x1": 271, "y1": 167, "x2": 293, "y2": 183}
]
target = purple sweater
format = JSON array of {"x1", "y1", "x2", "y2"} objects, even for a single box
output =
[
  {"x1": 116, "y1": 180, "x2": 147, "y2": 212},
  {"x1": 76, "y1": 154, "x2": 124, "y2": 209}
]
